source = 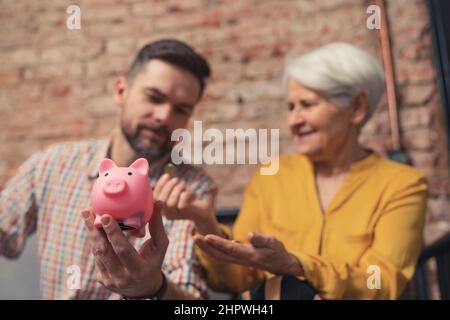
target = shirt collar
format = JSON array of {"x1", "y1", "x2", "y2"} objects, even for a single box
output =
[
  {"x1": 348, "y1": 150, "x2": 380, "y2": 173},
  {"x1": 87, "y1": 133, "x2": 173, "y2": 181},
  {"x1": 302, "y1": 149, "x2": 379, "y2": 175},
  {"x1": 87, "y1": 135, "x2": 113, "y2": 180}
]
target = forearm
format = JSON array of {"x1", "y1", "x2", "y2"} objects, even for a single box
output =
[
  {"x1": 285, "y1": 253, "x2": 305, "y2": 278},
  {"x1": 193, "y1": 211, "x2": 224, "y2": 237},
  {"x1": 291, "y1": 250, "x2": 413, "y2": 299},
  {"x1": 161, "y1": 279, "x2": 202, "y2": 300},
  {"x1": 0, "y1": 203, "x2": 37, "y2": 259},
  {"x1": 0, "y1": 158, "x2": 40, "y2": 258},
  {"x1": 196, "y1": 244, "x2": 265, "y2": 293}
]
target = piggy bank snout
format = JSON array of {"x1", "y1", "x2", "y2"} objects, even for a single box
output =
[{"x1": 103, "y1": 179, "x2": 127, "y2": 195}]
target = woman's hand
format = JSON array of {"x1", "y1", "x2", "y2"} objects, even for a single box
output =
[{"x1": 194, "y1": 231, "x2": 305, "y2": 277}]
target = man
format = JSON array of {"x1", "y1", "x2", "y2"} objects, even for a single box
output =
[{"x1": 0, "y1": 39, "x2": 218, "y2": 299}]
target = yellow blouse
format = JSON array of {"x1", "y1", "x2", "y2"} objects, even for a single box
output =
[{"x1": 196, "y1": 152, "x2": 428, "y2": 299}]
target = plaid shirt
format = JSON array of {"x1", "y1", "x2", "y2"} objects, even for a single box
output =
[{"x1": 0, "y1": 137, "x2": 216, "y2": 299}]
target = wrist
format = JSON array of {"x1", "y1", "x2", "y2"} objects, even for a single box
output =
[
  {"x1": 286, "y1": 254, "x2": 305, "y2": 277},
  {"x1": 123, "y1": 271, "x2": 167, "y2": 300},
  {"x1": 193, "y1": 211, "x2": 221, "y2": 236}
]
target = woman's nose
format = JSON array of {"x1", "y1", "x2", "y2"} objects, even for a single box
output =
[{"x1": 289, "y1": 107, "x2": 306, "y2": 125}]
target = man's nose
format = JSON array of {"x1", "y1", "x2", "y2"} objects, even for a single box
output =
[{"x1": 153, "y1": 104, "x2": 173, "y2": 124}]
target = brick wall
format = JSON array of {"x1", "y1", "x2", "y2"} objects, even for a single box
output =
[{"x1": 1, "y1": 0, "x2": 449, "y2": 244}]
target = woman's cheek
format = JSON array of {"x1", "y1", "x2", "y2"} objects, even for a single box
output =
[{"x1": 314, "y1": 133, "x2": 328, "y2": 155}]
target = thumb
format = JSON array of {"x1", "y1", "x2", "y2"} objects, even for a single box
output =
[
  {"x1": 249, "y1": 232, "x2": 273, "y2": 248},
  {"x1": 149, "y1": 200, "x2": 169, "y2": 248},
  {"x1": 191, "y1": 187, "x2": 217, "y2": 210}
]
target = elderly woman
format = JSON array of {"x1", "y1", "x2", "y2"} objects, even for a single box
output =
[{"x1": 163, "y1": 43, "x2": 428, "y2": 299}]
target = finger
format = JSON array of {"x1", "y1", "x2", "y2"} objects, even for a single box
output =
[
  {"x1": 149, "y1": 201, "x2": 169, "y2": 251},
  {"x1": 153, "y1": 173, "x2": 171, "y2": 197},
  {"x1": 82, "y1": 210, "x2": 125, "y2": 277},
  {"x1": 153, "y1": 200, "x2": 164, "y2": 217},
  {"x1": 157, "y1": 177, "x2": 180, "y2": 202},
  {"x1": 204, "y1": 235, "x2": 255, "y2": 261},
  {"x1": 248, "y1": 232, "x2": 276, "y2": 248},
  {"x1": 194, "y1": 237, "x2": 240, "y2": 264},
  {"x1": 166, "y1": 180, "x2": 186, "y2": 208},
  {"x1": 205, "y1": 186, "x2": 218, "y2": 204},
  {"x1": 129, "y1": 229, "x2": 144, "y2": 237},
  {"x1": 100, "y1": 214, "x2": 141, "y2": 273},
  {"x1": 193, "y1": 234, "x2": 205, "y2": 242},
  {"x1": 161, "y1": 207, "x2": 178, "y2": 220},
  {"x1": 137, "y1": 203, "x2": 163, "y2": 257},
  {"x1": 81, "y1": 208, "x2": 96, "y2": 231},
  {"x1": 191, "y1": 187, "x2": 216, "y2": 210},
  {"x1": 81, "y1": 209, "x2": 109, "y2": 276},
  {"x1": 139, "y1": 201, "x2": 167, "y2": 259},
  {"x1": 178, "y1": 190, "x2": 195, "y2": 211}
]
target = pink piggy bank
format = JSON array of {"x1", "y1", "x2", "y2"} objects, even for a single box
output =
[{"x1": 91, "y1": 158, "x2": 153, "y2": 238}]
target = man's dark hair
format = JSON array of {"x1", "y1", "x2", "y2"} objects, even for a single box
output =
[{"x1": 127, "y1": 39, "x2": 211, "y2": 97}]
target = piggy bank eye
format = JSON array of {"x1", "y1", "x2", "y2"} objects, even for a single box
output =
[
  {"x1": 104, "y1": 173, "x2": 109, "y2": 177},
  {"x1": 128, "y1": 172, "x2": 133, "y2": 176}
]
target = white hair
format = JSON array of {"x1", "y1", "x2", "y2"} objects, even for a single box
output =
[{"x1": 283, "y1": 42, "x2": 385, "y2": 126}]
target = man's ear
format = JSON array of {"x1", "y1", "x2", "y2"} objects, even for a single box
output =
[
  {"x1": 350, "y1": 91, "x2": 368, "y2": 126},
  {"x1": 114, "y1": 76, "x2": 128, "y2": 110}
]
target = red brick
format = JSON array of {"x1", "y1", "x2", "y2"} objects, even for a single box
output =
[
  {"x1": 0, "y1": 68, "x2": 21, "y2": 86},
  {"x1": 403, "y1": 128, "x2": 438, "y2": 151},
  {"x1": 401, "y1": 83, "x2": 435, "y2": 106},
  {"x1": 0, "y1": 0, "x2": 448, "y2": 243},
  {"x1": 400, "y1": 106, "x2": 433, "y2": 130},
  {"x1": 24, "y1": 64, "x2": 83, "y2": 81},
  {"x1": 82, "y1": 4, "x2": 131, "y2": 22},
  {"x1": 153, "y1": 11, "x2": 206, "y2": 31},
  {"x1": 86, "y1": 55, "x2": 128, "y2": 79}
]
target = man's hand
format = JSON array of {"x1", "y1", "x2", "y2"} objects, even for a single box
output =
[
  {"x1": 153, "y1": 173, "x2": 221, "y2": 236},
  {"x1": 194, "y1": 232, "x2": 305, "y2": 277},
  {"x1": 81, "y1": 201, "x2": 169, "y2": 298}
]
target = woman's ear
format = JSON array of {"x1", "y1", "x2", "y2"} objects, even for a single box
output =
[
  {"x1": 113, "y1": 76, "x2": 128, "y2": 110},
  {"x1": 350, "y1": 91, "x2": 368, "y2": 126}
]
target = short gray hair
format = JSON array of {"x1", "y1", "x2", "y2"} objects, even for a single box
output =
[{"x1": 283, "y1": 42, "x2": 385, "y2": 126}]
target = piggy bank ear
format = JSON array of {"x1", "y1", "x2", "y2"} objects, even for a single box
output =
[
  {"x1": 130, "y1": 158, "x2": 149, "y2": 176},
  {"x1": 98, "y1": 158, "x2": 116, "y2": 175}
]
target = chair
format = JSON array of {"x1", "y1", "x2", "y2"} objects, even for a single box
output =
[{"x1": 413, "y1": 232, "x2": 450, "y2": 299}]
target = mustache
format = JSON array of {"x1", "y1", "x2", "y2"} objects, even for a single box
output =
[{"x1": 136, "y1": 123, "x2": 170, "y2": 136}]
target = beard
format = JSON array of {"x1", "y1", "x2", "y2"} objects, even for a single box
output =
[{"x1": 120, "y1": 119, "x2": 172, "y2": 160}]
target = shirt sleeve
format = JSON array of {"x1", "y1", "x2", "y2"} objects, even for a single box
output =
[
  {"x1": 159, "y1": 165, "x2": 224, "y2": 299},
  {"x1": 195, "y1": 172, "x2": 266, "y2": 293},
  {"x1": 163, "y1": 219, "x2": 209, "y2": 299},
  {"x1": 292, "y1": 172, "x2": 428, "y2": 299},
  {"x1": 0, "y1": 151, "x2": 42, "y2": 258}
]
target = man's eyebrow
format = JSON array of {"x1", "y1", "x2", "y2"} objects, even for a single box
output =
[
  {"x1": 175, "y1": 102, "x2": 194, "y2": 110},
  {"x1": 143, "y1": 87, "x2": 167, "y2": 98},
  {"x1": 144, "y1": 87, "x2": 194, "y2": 110}
]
